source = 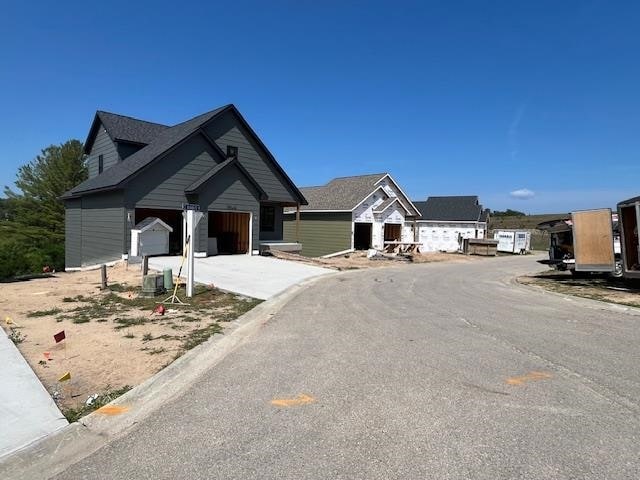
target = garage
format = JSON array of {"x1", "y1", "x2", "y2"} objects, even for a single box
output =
[{"x1": 208, "y1": 211, "x2": 251, "y2": 254}]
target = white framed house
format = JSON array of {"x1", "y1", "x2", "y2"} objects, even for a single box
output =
[
  {"x1": 413, "y1": 196, "x2": 490, "y2": 253},
  {"x1": 283, "y1": 173, "x2": 421, "y2": 257}
]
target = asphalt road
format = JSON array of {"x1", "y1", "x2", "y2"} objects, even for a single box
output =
[{"x1": 56, "y1": 255, "x2": 640, "y2": 479}]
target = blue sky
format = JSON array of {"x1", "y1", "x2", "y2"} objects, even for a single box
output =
[{"x1": 1, "y1": 1, "x2": 638, "y2": 213}]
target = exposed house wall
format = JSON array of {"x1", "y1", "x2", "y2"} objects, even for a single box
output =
[
  {"x1": 283, "y1": 212, "x2": 352, "y2": 257},
  {"x1": 86, "y1": 127, "x2": 119, "y2": 178},
  {"x1": 116, "y1": 142, "x2": 145, "y2": 161},
  {"x1": 352, "y1": 187, "x2": 412, "y2": 250},
  {"x1": 259, "y1": 205, "x2": 284, "y2": 241},
  {"x1": 81, "y1": 192, "x2": 126, "y2": 265},
  {"x1": 64, "y1": 198, "x2": 82, "y2": 268},
  {"x1": 203, "y1": 111, "x2": 299, "y2": 203},
  {"x1": 126, "y1": 135, "x2": 219, "y2": 210},
  {"x1": 417, "y1": 221, "x2": 486, "y2": 252},
  {"x1": 196, "y1": 166, "x2": 261, "y2": 253}
]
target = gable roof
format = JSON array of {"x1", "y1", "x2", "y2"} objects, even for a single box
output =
[
  {"x1": 64, "y1": 105, "x2": 306, "y2": 204},
  {"x1": 415, "y1": 196, "x2": 486, "y2": 222},
  {"x1": 290, "y1": 173, "x2": 420, "y2": 216},
  {"x1": 372, "y1": 197, "x2": 410, "y2": 215},
  {"x1": 84, "y1": 111, "x2": 169, "y2": 153},
  {"x1": 184, "y1": 157, "x2": 267, "y2": 199},
  {"x1": 132, "y1": 217, "x2": 173, "y2": 233}
]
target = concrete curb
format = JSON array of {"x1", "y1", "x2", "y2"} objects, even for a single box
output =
[
  {"x1": 512, "y1": 275, "x2": 640, "y2": 317},
  {"x1": 0, "y1": 272, "x2": 339, "y2": 480}
]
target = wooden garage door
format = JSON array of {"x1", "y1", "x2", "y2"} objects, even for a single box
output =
[{"x1": 208, "y1": 212, "x2": 250, "y2": 254}]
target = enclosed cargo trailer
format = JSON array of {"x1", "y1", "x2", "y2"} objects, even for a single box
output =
[
  {"x1": 537, "y1": 209, "x2": 622, "y2": 277},
  {"x1": 617, "y1": 196, "x2": 640, "y2": 280},
  {"x1": 494, "y1": 230, "x2": 531, "y2": 254}
]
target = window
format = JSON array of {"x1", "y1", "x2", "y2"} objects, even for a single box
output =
[
  {"x1": 226, "y1": 145, "x2": 238, "y2": 159},
  {"x1": 98, "y1": 154, "x2": 104, "y2": 174},
  {"x1": 260, "y1": 205, "x2": 275, "y2": 232}
]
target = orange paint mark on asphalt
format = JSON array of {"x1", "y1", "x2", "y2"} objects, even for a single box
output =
[
  {"x1": 506, "y1": 371, "x2": 552, "y2": 386},
  {"x1": 95, "y1": 405, "x2": 129, "y2": 415},
  {"x1": 271, "y1": 393, "x2": 315, "y2": 407}
]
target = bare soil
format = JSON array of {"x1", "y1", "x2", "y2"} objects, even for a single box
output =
[
  {"x1": 269, "y1": 250, "x2": 485, "y2": 269},
  {"x1": 518, "y1": 270, "x2": 640, "y2": 308},
  {"x1": 0, "y1": 263, "x2": 260, "y2": 413}
]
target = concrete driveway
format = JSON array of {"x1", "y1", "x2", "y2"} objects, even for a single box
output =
[{"x1": 148, "y1": 254, "x2": 331, "y2": 300}]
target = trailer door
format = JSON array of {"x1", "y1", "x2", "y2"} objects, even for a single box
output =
[{"x1": 572, "y1": 208, "x2": 615, "y2": 272}]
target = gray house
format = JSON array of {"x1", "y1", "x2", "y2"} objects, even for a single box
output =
[{"x1": 63, "y1": 104, "x2": 306, "y2": 269}]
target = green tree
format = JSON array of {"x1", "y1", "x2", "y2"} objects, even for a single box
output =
[
  {"x1": 3, "y1": 140, "x2": 86, "y2": 241},
  {"x1": 1, "y1": 140, "x2": 86, "y2": 278},
  {"x1": 492, "y1": 209, "x2": 526, "y2": 217}
]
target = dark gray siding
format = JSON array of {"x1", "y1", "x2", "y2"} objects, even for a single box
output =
[
  {"x1": 80, "y1": 191, "x2": 126, "y2": 265},
  {"x1": 126, "y1": 135, "x2": 219, "y2": 209},
  {"x1": 259, "y1": 205, "x2": 283, "y2": 241},
  {"x1": 87, "y1": 127, "x2": 119, "y2": 178},
  {"x1": 203, "y1": 111, "x2": 298, "y2": 203},
  {"x1": 117, "y1": 142, "x2": 144, "y2": 161},
  {"x1": 283, "y1": 212, "x2": 352, "y2": 257},
  {"x1": 65, "y1": 199, "x2": 82, "y2": 268},
  {"x1": 196, "y1": 166, "x2": 261, "y2": 252}
]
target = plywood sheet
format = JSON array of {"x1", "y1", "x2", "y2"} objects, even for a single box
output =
[{"x1": 572, "y1": 209, "x2": 614, "y2": 271}]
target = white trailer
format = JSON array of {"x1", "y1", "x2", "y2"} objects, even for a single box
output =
[{"x1": 494, "y1": 230, "x2": 531, "y2": 254}]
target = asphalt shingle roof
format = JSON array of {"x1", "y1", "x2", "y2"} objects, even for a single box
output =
[
  {"x1": 618, "y1": 195, "x2": 640, "y2": 206},
  {"x1": 65, "y1": 106, "x2": 229, "y2": 197},
  {"x1": 292, "y1": 173, "x2": 419, "y2": 216},
  {"x1": 415, "y1": 196, "x2": 486, "y2": 222},
  {"x1": 96, "y1": 111, "x2": 169, "y2": 146}
]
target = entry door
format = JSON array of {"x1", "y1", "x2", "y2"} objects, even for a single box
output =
[{"x1": 354, "y1": 223, "x2": 372, "y2": 250}]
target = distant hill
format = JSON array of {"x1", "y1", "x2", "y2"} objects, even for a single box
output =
[{"x1": 489, "y1": 213, "x2": 568, "y2": 230}]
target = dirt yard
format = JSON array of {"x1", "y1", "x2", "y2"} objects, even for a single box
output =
[
  {"x1": 0, "y1": 263, "x2": 261, "y2": 416},
  {"x1": 270, "y1": 250, "x2": 485, "y2": 269},
  {"x1": 518, "y1": 270, "x2": 640, "y2": 308}
]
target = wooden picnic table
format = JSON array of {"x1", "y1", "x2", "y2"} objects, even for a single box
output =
[{"x1": 383, "y1": 241, "x2": 421, "y2": 254}]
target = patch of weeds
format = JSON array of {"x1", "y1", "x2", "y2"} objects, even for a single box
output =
[
  {"x1": 113, "y1": 317, "x2": 149, "y2": 330},
  {"x1": 107, "y1": 283, "x2": 137, "y2": 293},
  {"x1": 8, "y1": 329, "x2": 26, "y2": 344},
  {"x1": 62, "y1": 297, "x2": 75, "y2": 303},
  {"x1": 96, "y1": 318, "x2": 108, "y2": 323},
  {"x1": 181, "y1": 323, "x2": 223, "y2": 351},
  {"x1": 155, "y1": 333, "x2": 181, "y2": 342},
  {"x1": 142, "y1": 333, "x2": 153, "y2": 342},
  {"x1": 38, "y1": 360, "x2": 47, "y2": 366},
  {"x1": 170, "y1": 324, "x2": 186, "y2": 330},
  {"x1": 72, "y1": 315, "x2": 91, "y2": 324},
  {"x1": 180, "y1": 316, "x2": 200, "y2": 323},
  {"x1": 27, "y1": 308, "x2": 62, "y2": 318},
  {"x1": 56, "y1": 317, "x2": 64, "y2": 323},
  {"x1": 123, "y1": 332, "x2": 135, "y2": 339},
  {"x1": 147, "y1": 347, "x2": 166, "y2": 355},
  {"x1": 61, "y1": 385, "x2": 132, "y2": 423}
]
